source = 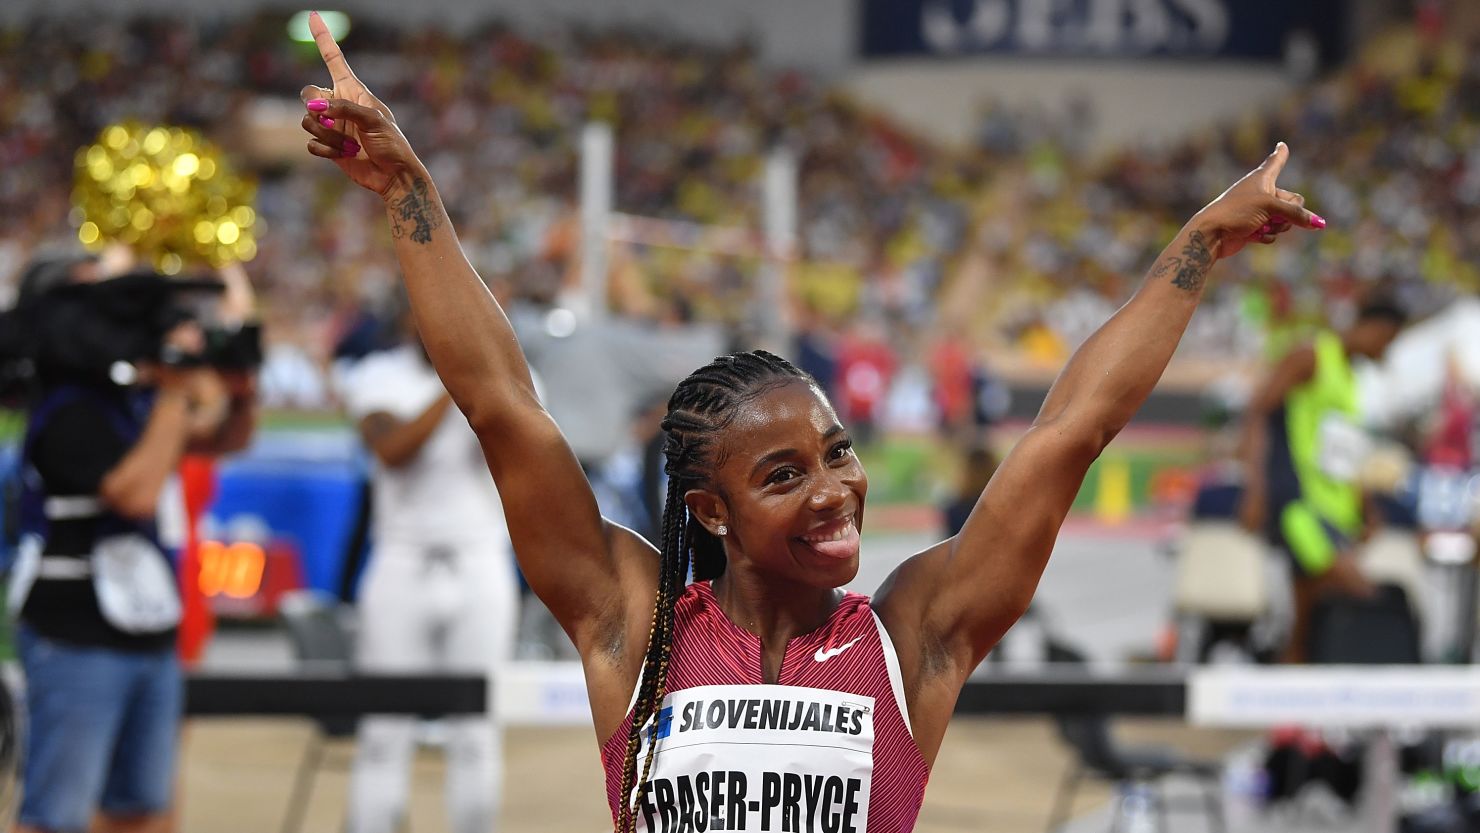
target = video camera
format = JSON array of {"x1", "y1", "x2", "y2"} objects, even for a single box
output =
[{"x1": 0, "y1": 265, "x2": 261, "y2": 405}]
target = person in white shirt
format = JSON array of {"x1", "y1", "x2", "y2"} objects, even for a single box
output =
[{"x1": 339, "y1": 310, "x2": 518, "y2": 833}]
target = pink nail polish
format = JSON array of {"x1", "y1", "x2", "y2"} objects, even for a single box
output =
[
  {"x1": 1310, "y1": 214, "x2": 1327, "y2": 230},
  {"x1": 343, "y1": 141, "x2": 360, "y2": 157},
  {"x1": 307, "y1": 99, "x2": 328, "y2": 112},
  {"x1": 319, "y1": 117, "x2": 335, "y2": 128}
]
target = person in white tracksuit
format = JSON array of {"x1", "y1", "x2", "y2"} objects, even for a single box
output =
[{"x1": 340, "y1": 319, "x2": 519, "y2": 833}]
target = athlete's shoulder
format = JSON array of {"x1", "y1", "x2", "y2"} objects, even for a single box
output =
[
  {"x1": 824, "y1": 591, "x2": 877, "y2": 634},
  {"x1": 675, "y1": 579, "x2": 714, "y2": 617},
  {"x1": 838, "y1": 590, "x2": 872, "y2": 614}
]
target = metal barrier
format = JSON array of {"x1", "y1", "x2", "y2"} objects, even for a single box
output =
[
  {"x1": 956, "y1": 667, "x2": 1186, "y2": 716},
  {"x1": 17, "y1": 663, "x2": 1467, "y2": 833},
  {"x1": 184, "y1": 672, "x2": 487, "y2": 717}
]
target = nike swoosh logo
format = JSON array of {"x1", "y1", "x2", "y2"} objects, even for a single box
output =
[{"x1": 814, "y1": 636, "x2": 865, "y2": 663}]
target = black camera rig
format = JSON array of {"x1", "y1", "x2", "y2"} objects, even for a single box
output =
[{"x1": 0, "y1": 268, "x2": 262, "y2": 406}]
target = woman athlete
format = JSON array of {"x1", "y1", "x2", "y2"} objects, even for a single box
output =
[{"x1": 297, "y1": 12, "x2": 1322, "y2": 831}]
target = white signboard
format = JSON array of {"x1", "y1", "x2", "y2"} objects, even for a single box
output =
[{"x1": 1189, "y1": 667, "x2": 1480, "y2": 729}]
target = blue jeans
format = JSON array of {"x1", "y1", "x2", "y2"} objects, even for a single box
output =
[{"x1": 17, "y1": 625, "x2": 182, "y2": 832}]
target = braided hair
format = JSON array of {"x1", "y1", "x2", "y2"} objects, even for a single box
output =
[{"x1": 616, "y1": 349, "x2": 812, "y2": 831}]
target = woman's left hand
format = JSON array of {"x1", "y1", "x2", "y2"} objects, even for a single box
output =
[{"x1": 1192, "y1": 142, "x2": 1324, "y2": 261}]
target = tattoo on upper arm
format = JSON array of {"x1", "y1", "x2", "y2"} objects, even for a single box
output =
[
  {"x1": 1150, "y1": 230, "x2": 1214, "y2": 293},
  {"x1": 389, "y1": 177, "x2": 442, "y2": 245}
]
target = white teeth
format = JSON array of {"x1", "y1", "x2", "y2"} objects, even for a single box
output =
[{"x1": 803, "y1": 519, "x2": 852, "y2": 543}]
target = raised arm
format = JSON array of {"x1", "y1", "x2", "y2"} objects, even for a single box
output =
[
  {"x1": 876, "y1": 143, "x2": 1321, "y2": 754},
  {"x1": 296, "y1": 14, "x2": 655, "y2": 661},
  {"x1": 188, "y1": 261, "x2": 261, "y2": 456}
]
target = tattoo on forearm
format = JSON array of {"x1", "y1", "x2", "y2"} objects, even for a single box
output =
[
  {"x1": 389, "y1": 177, "x2": 442, "y2": 245},
  {"x1": 1151, "y1": 230, "x2": 1214, "y2": 293}
]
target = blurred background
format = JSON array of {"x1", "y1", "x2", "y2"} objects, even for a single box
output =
[{"x1": 2, "y1": 0, "x2": 1480, "y2": 831}]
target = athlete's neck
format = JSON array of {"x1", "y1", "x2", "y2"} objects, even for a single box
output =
[{"x1": 710, "y1": 570, "x2": 842, "y2": 655}]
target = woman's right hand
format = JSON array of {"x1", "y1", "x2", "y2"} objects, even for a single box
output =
[
  {"x1": 1188, "y1": 142, "x2": 1322, "y2": 262},
  {"x1": 298, "y1": 11, "x2": 423, "y2": 198}
]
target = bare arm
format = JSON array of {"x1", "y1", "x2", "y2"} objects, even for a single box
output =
[
  {"x1": 1236, "y1": 346, "x2": 1315, "y2": 531},
  {"x1": 216, "y1": 261, "x2": 257, "y2": 326},
  {"x1": 366, "y1": 156, "x2": 637, "y2": 644},
  {"x1": 100, "y1": 382, "x2": 193, "y2": 521},
  {"x1": 104, "y1": 325, "x2": 226, "y2": 516},
  {"x1": 296, "y1": 16, "x2": 652, "y2": 661},
  {"x1": 875, "y1": 143, "x2": 1321, "y2": 758},
  {"x1": 207, "y1": 373, "x2": 259, "y2": 455},
  {"x1": 1361, "y1": 489, "x2": 1382, "y2": 541},
  {"x1": 876, "y1": 227, "x2": 1228, "y2": 677},
  {"x1": 357, "y1": 394, "x2": 453, "y2": 468}
]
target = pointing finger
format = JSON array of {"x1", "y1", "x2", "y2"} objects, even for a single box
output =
[{"x1": 309, "y1": 11, "x2": 358, "y2": 86}]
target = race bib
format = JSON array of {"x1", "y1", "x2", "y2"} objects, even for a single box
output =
[
  {"x1": 1317, "y1": 414, "x2": 1370, "y2": 482},
  {"x1": 632, "y1": 684, "x2": 874, "y2": 833},
  {"x1": 92, "y1": 534, "x2": 181, "y2": 634}
]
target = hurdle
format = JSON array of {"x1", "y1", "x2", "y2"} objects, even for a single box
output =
[
  {"x1": 184, "y1": 672, "x2": 486, "y2": 717},
  {"x1": 99, "y1": 662, "x2": 1477, "y2": 833}
]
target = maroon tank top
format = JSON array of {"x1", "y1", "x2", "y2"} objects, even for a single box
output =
[{"x1": 600, "y1": 581, "x2": 928, "y2": 832}]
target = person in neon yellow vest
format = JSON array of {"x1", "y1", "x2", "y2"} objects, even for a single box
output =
[{"x1": 1238, "y1": 298, "x2": 1407, "y2": 663}]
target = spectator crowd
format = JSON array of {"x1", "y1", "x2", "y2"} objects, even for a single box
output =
[{"x1": 1, "y1": 11, "x2": 1478, "y2": 422}]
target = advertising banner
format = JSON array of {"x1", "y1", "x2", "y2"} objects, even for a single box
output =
[{"x1": 861, "y1": 0, "x2": 1341, "y2": 61}]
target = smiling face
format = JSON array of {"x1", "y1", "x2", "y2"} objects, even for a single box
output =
[{"x1": 686, "y1": 379, "x2": 868, "y2": 589}]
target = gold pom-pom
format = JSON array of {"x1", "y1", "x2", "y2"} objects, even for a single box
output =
[{"x1": 72, "y1": 122, "x2": 259, "y2": 274}]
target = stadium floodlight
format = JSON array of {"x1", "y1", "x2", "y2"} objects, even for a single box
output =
[{"x1": 287, "y1": 11, "x2": 350, "y2": 44}]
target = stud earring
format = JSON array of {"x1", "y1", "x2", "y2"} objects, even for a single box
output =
[{"x1": 716, "y1": 524, "x2": 728, "y2": 537}]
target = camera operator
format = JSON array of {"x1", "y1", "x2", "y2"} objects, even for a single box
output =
[{"x1": 5, "y1": 256, "x2": 257, "y2": 833}]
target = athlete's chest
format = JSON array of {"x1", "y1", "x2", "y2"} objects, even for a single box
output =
[
  {"x1": 669, "y1": 600, "x2": 879, "y2": 690},
  {"x1": 623, "y1": 592, "x2": 920, "y2": 833}
]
